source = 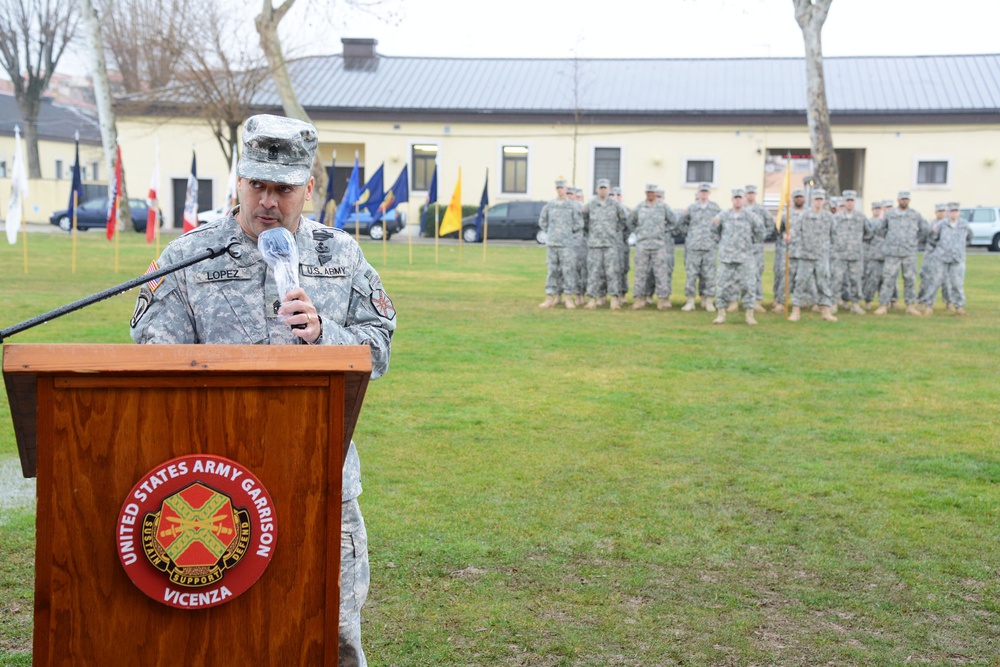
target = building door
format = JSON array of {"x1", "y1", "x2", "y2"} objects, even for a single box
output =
[{"x1": 171, "y1": 178, "x2": 214, "y2": 228}]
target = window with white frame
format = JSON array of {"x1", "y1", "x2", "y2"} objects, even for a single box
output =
[
  {"x1": 0, "y1": 160, "x2": 7, "y2": 178},
  {"x1": 55, "y1": 158, "x2": 64, "y2": 180},
  {"x1": 593, "y1": 147, "x2": 621, "y2": 191},
  {"x1": 502, "y1": 145, "x2": 528, "y2": 193},
  {"x1": 915, "y1": 159, "x2": 951, "y2": 187},
  {"x1": 91, "y1": 161, "x2": 100, "y2": 181},
  {"x1": 684, "y1": 158, "x2": 716, "y2": 185},
  {"x1": 411, "y1": 144, "x2": 438, "y2": 191}
]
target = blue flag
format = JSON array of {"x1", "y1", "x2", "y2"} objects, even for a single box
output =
[
  {"x1": 474, "y1": 172, "x2": 489, "y2": 240},
  {"x1": 375, "y1": 165, "x2": 409, "y2": 221},
  {"x1": 67, "y1": 132, "x2": 83, "y2": 221},
  {"x1": 318, "y1": 152, "x2": 336, "y2": 225},
  {"x1": 421, "y1": 165, "x2": 438, "y2": 236},
  {"x1": 334, "y1": 156, "x2": 361, "y2": 230},
  {"x1": 358, "y1": 163, "x2": 385, "y2": 215}
]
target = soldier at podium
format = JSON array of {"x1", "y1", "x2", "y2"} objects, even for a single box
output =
[{"x1": 129, "y1": 114, "x2": 395, "y2": 667}]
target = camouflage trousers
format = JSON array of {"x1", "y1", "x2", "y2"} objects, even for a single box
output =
[
  {"x1": 772, "y1": 240, "x2": 788, "y2": 305},
  {"x1": 633, "y1": 247, "x2": 673, "y2": 299},
  {"x1": 586, "y1": 246, "x2": 623, "y2": 297},
  {"x1": 880, "y1": 255, "x2": 918, "y2": 305},
  {"x1": 714, "y1": 261, "x2": 755, "y2": 311},
  {"x1": 575, "y1": 238, "x2": 589, "y2": 296},
  {"x1": 684, "y1": 248, "x2": 716, "y2": 299},
  {"x1": 862, "y1": 259, "x2": 896, "y2": 303},
  {"x1": 754, "y1": 243, "x2": 766, "y2": 301},
  {"x1": 545, "y1": 246, "x2": 580, "y2": 295},
  {"x1": 341, "y1": 498, "x2": 370, "y2": 667},
  {"x1": 918, "y1": 253, "x2": 954, "y2": 305},
  {"x1": 792, "y1": 258, "x2": 833, "y2": 307},
  {"x1": 620, "y1": 244, "x2": 631, "y2": 296},
  {"x1": 920, "y1": 260, "x2": 966, "y2": 307},
  {"x1": 831, "y1": 258, "x2": 864, "y2": 303}
]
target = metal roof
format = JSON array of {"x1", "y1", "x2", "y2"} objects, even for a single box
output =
[
  {"x1": 0, "y1": 94, "x2": 101, "y2": 143},
  {"x1": 252, "y1": 53, "x2": 1000, "y2": 118}
]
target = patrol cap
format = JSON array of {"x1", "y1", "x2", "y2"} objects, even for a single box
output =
[
  {"x1": 842, "y1": 190, "x2": 857, "y2": 200},
  {"x1": 731, "y1": 188, "x2": 745, "y2": 198},
  {"x1": 935, "y1": 202, "x2": 947, "y2": 212},
  {"x1": 610, "y1": 186, "x2": 622, "y2": 195},
  {"x1": 871, "y1": 200, "x2": 883, "y2": 209},
  {"x1": 656, "y1": 188, "x2": 665, "y2": 197},
  {"x1": 898, "y1": 190, "x2": 911, "y2": 199},
  {"x1": 744, "y1": 184, "x2": 758, "y2": 193},
  {"x1": 880, "y1": 199, "x2": 894, "y2": 208},
  {"x1": 792, "y1": 188, "x2": 805, "y2": 198},
  {"x1": 812, "y1": 189, "x2": 827, "y2": 199},
  {"x1": 238, "y1": 114, "x2": 318, "y2": 186},
  {"x1": 947, "y1": 201, "x2": 961, "y2": 210},
  {"x1": 596, "y1": 178, "x2": 610, "y2": 189},
  {"x1": 555, "y1": 179, "x2": 567, "y2": 188},
  {"x1": 830, "y1": 197, "x2": 841, "y2": 206},
  {"x1": 645, "y1": 183, "x2": 658, "y2": 192},
  {"x1": 698, "y1": 182, "x2": 712, "y2": 191}
]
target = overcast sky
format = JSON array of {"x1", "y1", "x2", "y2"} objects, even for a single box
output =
[{"x1": 300, "y1": 0, "x2": 999, "y2": 60}]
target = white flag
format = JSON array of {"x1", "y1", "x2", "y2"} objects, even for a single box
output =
[
  {"x1": 225, "y1": 145, "x2": 239, "y2": 213},
  {"x1": 6, "y1": 125, "x2": 29, "y2": 245}
]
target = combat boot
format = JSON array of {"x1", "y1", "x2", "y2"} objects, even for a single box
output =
[
  {"x1": 681, "y1": 298, "x2": 696, "y2": 311},
  {"x1": 597, "y1": 296, "x2": 606, "y2": 307},
  {"x1": 631, "y1": 297, "x2": 646, "y2": 310},
  {"x1": 539, "y1": 295, "x2": 556, "y2": 308},
  {"x1": 864, "y1": 301, "x2": 873, "y2": 310},
  {"x1": 575, "y1": 294, "x2": 586, "y2": 307},
  {"x1": 820, "y1": 306, "x2": 838, "y2": 322},
  {"x1": 921, "y1": 304, "x2": 934, "y2": 316},
  {"x1": 727, "y1": 301, "x2": 739, "y2": 313},
  {"x1": 770, "y1": 302, "x2": 784, "y2": 313},
  {"x1": 955, "y1": 307, "x2": 967, "y2": 316},
  {"x1": 610, "y1": 296, "x2": 621, "y2": 310},
  {"x1": 584, "y1": 298, "x2": 598, "y2": 309},
  {"x1": 905, "y1": 304, "x2": 923, "y2": 316},
  {"x1": 946, "y1": 303, "x2": 957, "y2": 312},
  {"x1": 658, "y1": 298, "x2": 672, "y2": 311},
  {"x1": 788, "y1": 306, "x2": 801, "y2": 322},
  {"x1": 873, "y1": 305, "x2": 888, "y2": 315},
  {"x1": 705, "y1": 300, "x2": 716, "y2": 312},
  {"x1": 745, "y1": 309, "x2": 758, "y2": 326},
  {"x1": 811, "y1": 305, "x2": 821, "y2": 313},
  {"x1": 892, "y1": 301, "x2": 904, "y2": 311},
  {"x1": 830, "y1": 304, "x2": 839, "y2": 315},
  {"x1": 564, "y1": 296, "x2": 576, "y2": 309},
  {"x1": 754, "y1": 301, "x2": 766, "y2": 313},
  {"x1": 849, "y1": 302, "x2": 866, "y2": 315},
  {"x1": 712, "y1": 310, "x2": 726, "y2": 325}
]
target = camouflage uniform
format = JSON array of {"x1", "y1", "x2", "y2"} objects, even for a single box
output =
[
  {"x1": 872, "y1": 204, "x2": 930, "y2": 306},
  {"x1": 918, "y1": 209, "x2": 952, "y2": 306},
  {"x1": 862, "y1": 209, "x2": 887, "y2": 304},
  {"x1": 572, "y1": 192, "x2": 588, "y2": 297},
  {"x1": 539, "y1": 198, "x2": 584, "y2": 296},
  {"x1": 131, "y1": 213, "x2": 395, "y2": 667},
  {"x1": 679, "y1": 199, "x2": 721, "y2": 301},
  {"x1": 921, "y1": 215, "x2": 972, "y2": 308},
  {"x1": 786, "y1": 202, "x2": 808, "y2": 303},
  {"x1": 745, "y1": 198, "x2": 774, "y2": 302},
  {"x1": 789, "y1": 206, "x2": 836, "y2": 308},
  {"x1": 831, "y1": 209, "x2": 866, "y2": 304},
  {"x1": 628, "y1": 200, "x2": 680, "y2": 301},
  {"x1": 712, "y1": 207, "x2": 765, "y2": 311},
  {"x1": 583, "y1": 195, "x2": 627, "y2": 297},
  {"x1": 772, "y1": 209, "x2": 790, "y2": 306}
]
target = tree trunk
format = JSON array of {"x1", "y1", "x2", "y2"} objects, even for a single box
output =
[
  {"x1": 80, "y1": 0, "x2": 131, "y2": 228},
  {"x1": 794, "y1": 0, "x2": 840, "y2": 196},
  {"x1": 16, "y1": 94, "x2": 42, "y2": 178},
  {"x1": 255, "y1": 0, "x2": 326, "y2": 215}
]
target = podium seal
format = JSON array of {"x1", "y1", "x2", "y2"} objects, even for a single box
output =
[{"x1": 116, "y1": 454, "x2": 277, "y2": 609}]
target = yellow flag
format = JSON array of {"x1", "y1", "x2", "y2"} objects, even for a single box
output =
[
  {"x1": 438, "y1": 168, "x2": 463, "y2": 236},
  {"x1": 775, "y1": 155, "x2": 792, "y2": 232}
]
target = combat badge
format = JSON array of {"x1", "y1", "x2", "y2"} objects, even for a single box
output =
[
  {"x1": 371, "y1": 289, "x2": 395, "y2": 320},
  {"x1": 116, "y1": 454, "x2": 277, "y2": 610},
  {"x1": 130, "y1": 285, "x2": 151, "y2": 328}
]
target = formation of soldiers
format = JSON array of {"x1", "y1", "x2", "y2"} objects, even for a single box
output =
[{"x1": 537, "y1": 179, "x2": 972, "y2": 324}]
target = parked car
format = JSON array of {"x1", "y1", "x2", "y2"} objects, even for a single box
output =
[
  {"x1": 456, "y1": 201, "x2": 547, "y2": 243},
  {"x1": 959, "y1": 206, "x2": 1000, "y2": 251},
  {"x1": 339, "y1": 208, "x2": 406, "y2": 240},
  {"x1": 197, "y1": 205, "x2": 229, "y2": 224},
  {"x1": 50, "y1": 198, "x2": 159, "y2": 233}
]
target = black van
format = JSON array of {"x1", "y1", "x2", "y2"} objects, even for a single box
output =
[{"x1": 460, "y1": 201, "x2": 547, "y2": 243}]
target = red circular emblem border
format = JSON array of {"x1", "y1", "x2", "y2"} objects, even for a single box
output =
[{"x1": 116, "y1": 454, "x2": 277, "y2": 610}]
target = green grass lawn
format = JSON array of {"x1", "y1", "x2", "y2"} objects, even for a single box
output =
[{"x1": 2, "y1": 232, "x2": 999, "y2": 665}]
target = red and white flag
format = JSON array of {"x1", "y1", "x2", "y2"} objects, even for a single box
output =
[
  {"x1": 182, "y1": 152, "x2": 199, "y2": 233},
  {"x1": 106, "y1": 144, "x2": 123, "y2": 241},
  {"x1": 146, "y1": 141, "x2": 160, "y2": 243}
]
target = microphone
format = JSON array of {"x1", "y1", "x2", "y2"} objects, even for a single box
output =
[{"x1": 257, "y1": 228, "x2": 303, "y2": 328}]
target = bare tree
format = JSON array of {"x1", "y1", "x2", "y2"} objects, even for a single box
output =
[
  {"x1": 0, "y1": 0, "x2": 78, "y2": 178},
  {"x1": 100, "y1": 0, "x2": 203, "y2": 93},
  {"x1": 793, "y1": 0, "x2": 840, "y2": 195}
]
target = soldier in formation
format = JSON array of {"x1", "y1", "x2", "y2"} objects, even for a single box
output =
[
  {"x1": 538, "y1": 179, "x2": 584, "y2": 309},
  {"x1": 744, "y1": 185, "x2": 773, "y2": 312},
  {"x1": 628, "y1": 184, "x2": 680, "y2": 310},
  {"x1": 916, "y1": 203, "x2": 950, "y2": 309},
  {"x1": 583, "y1": 179, "x2": 628, "y2": 309},
  {"x1": 787, "y1": 190, "x2": 837, "y2": 322},
  {"x1": 830, "y1": 190, "x2": 867, "y2": 314},
  {"x1": 871, "y1": 191, "x2": 930, "y2": 316},
  {"x1": 678, "y1": 183, "x2": 721, "y2": 311},
  {"x1": 918, "y1": 202, "x2": 971, "y2": 316},
  {"x1": 611, "y1": 186, "x2": 631, "y2": 302},
  {"x1": 711, "y1": 188, "x2": 766, "y2": 325}
]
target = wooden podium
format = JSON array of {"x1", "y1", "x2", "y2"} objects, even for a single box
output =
[{"x1": 2, "y1": 344, "x2": 372, "y2": 666}]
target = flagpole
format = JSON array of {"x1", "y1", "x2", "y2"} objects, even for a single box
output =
[
  {"x1": 434, "y1": 204, "x2": 439, "y2": 264},
  {"x1": 783, "y1": 152, "x2": 792, "y2": 318},
  {"x1": 21, "y1": 213, "x2": 27, "y2": 274},
  {"x1": 72, "y1": 191, "x2": 78, "y2": 273},
  {"x1": 408, "y1": 204, "x2": 413, "y2": 265},
  {"x1": 482, "y1": 207, "x2": 489, "y2": 262},
  {"x1": 382, "y1": 206, "x2": 387, "y2": 266},
  {"x1": 354, "y1": 200, "x2": 360, "y2": 244},
  {"x1": 114, "y1": 190, "x2": 121, "y2": 273}
]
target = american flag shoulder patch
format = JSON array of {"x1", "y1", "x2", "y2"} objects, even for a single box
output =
[{"x1": 146, "y1": 260, "x2": 164, "y2": 292}]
